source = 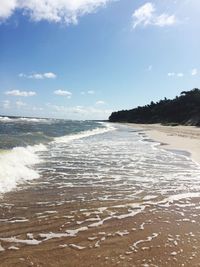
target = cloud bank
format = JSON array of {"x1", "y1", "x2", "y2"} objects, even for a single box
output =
[{"x1": 0, "y1": 0, "x2": 112, "y2": 24}]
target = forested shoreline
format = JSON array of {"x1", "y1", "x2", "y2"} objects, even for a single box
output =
[{"x1": 109, "y1": 88, "x2": 200, "y2": 126}]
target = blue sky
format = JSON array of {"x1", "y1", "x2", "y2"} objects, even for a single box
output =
[{"x1": 0, "y1": 0, "x2": 200, "y2": 119}]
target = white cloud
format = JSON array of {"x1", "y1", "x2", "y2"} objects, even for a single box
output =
[
  {"x1": 132, "y1": 2, "x2": 176, "y2": 29},
  {"x1": 5, "y1": 90, "x2": 36, "y2": 97},
  {"x1": 54, "y1": 89, "x2": 72, "y2": 98},
  {"x1": 177, "y1": 72, "x2": 184, "y2": 77},
  {"x1": 167, "y1": 72, "x2": 175, "y2": 77},
  {"x1": 0, "y1": 0, "x2": 17, "y2": 20},
  {"x1": 155, "y1": 14, "x2": 176, "y2": 27},
  {"x1": 19, "y1": 72, "x2": 57, "y2": 79},
  {"x1": 191, "y1": 68, "x2": 198, "y2": 76},
  {"x1": 0, "y1": 0, "x2": 112, "y2": 24},
  {"x1": 168, "y1": 72, "x2": 184, "y2": 77},
  {"x1": 132, "y1": 2, "x2": 154, "y2": 28},
  {"x1": 96, "y1": 100, "x2": 105, "y2": 105},
  {"x1": 30, "y1": 74, "x2": 43, "y2": 79},
  {"x1": 43, "y1": 72, "x2": 57, "y2": 79}
]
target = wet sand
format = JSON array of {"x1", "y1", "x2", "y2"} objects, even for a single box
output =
[
  {"x1": 1, "y1": 181, "x2": 200, "y2": 266},
  {"x1": 128, "y1": 123, "x2": 200, "y2": 164}
]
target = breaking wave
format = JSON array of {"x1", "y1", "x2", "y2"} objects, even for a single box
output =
[{"x1": 0, "y1": 144, "x2": 47, "y2": 194}]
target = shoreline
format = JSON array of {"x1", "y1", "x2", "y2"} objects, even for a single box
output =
[
  {"x1": 1, "y1": 124, "x2": 200, "y2": 266},
  {"x1": 126, "y1": 123, "x2": 200, "y2": 165}
]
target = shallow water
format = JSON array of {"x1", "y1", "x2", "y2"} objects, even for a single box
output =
[
  {"x1": 1, "y1": 119, "x2": 200, "y2": 266},
  {"x1": 0, "y1": 118, "x2": 105, "y2": 193}
]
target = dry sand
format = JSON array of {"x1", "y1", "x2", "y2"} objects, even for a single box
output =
[{"x1": 128, "y1": 123, "x2": 200, "y2": 165}]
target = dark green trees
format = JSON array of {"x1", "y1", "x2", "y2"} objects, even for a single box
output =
[{"x1": 109, "y1": 88, "x2": 200, "y2": 126}]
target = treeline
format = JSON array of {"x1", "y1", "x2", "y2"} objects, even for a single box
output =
[{"x1": 109, "y1": 88, "x2": 200, "y2": 126}]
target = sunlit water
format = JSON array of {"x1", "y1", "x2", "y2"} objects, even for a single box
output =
[{"x1": 1, "y1": 118, "x2": 200, "y2": 266}]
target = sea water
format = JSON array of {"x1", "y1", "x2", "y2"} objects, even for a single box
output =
[
  {"x1": 0, "y1": 116, "x2": 200, "y2": 200},
  {"x1": 1, "y1": 117, "x2": 200, "y2": 261},
  {"x1": 0, "y1": 117, "x2": 108, "y2": 193}
]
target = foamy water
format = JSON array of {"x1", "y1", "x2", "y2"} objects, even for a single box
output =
[
  {"x1": 0, "y1": 144, "x2": 47, "y2": 193},
  {"x1": 1, "y1": 120, "x2": 200, "y2": 266},
  {"x1": 37, "y1": 124, "x2": 200, "y2": 201},
  {"x1": 0, "y1": 119, "x2": 113, "y2": 194},
  {"x1": 0, "y1": 116, "x2": 49, "y2": 123},
  {"x1": 1, "y1": 120, "x2": 200, "y2": 198},
  {"x1": 3, "y1": 122, "x2": 198, "y2": 206}
]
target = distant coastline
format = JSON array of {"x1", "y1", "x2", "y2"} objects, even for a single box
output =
[{"x1": 109, "y1": 88, "x2": 200, "y2": 126}]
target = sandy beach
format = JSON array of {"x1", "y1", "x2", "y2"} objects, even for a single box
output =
[
  {"x1": 128, "y1": 123, "x2": 200, "y2": 165},
  {"x1": 1, "y1": 0, "x2": 199, "y2": 265}
]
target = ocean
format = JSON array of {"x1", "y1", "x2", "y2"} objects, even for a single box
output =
[
  {"x1": 0, "y1": 117, "x2": 109, "y2": 193},
  {"x1": 1, "y1": 117, "x2": 200, "y2": 266}
]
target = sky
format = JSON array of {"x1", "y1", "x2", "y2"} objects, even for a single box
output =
[{"x1": 0, "y1": 0, "x2": 200, "y2": 120}]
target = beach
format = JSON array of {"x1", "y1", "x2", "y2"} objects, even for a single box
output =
[
  {"x1": 1, "y1": 120, "x2": 200, "y2": 266},
  {"x1": 0, "y1": 0, "x2": 198, "y2": 266},
  {"x1": 129, "y1": 123, "x2": 200, "y2": 165}
]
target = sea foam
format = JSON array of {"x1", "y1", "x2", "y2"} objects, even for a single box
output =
[
  {"x1": 0, "y1": 116, "x2": 49, "y2": 123},
  {"x1": 0, "y1": 123, "x2": 114, "y2": 194},
  {"x1": 0, "y1": 144, "x2": 46, "y2": 193},
  {"x1": 0, "y1": 116, "x2": 12, "y2": 122},
  {"x1": 54, "y1": 123, "x2": 115, "y2": 144}
]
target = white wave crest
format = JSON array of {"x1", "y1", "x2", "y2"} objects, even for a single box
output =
[
  {"x1": 0, "y1": 144, "x2": 47, "y2": 194},
  {"x1": 0, "y1": 116, "x2": 49, "y2": 123},
  {"x1": 0, "y1": 122, "x2": 114, "y2": 194},
  {"x1": 18, "y1": 117, "x2": 49, "y2": 122},
  {"x1": 54, "y1": 123, "x2": 115, "y2": 144},
  {"x1": 0, "y1": 116, "x2": 12, "y2": 122}
]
